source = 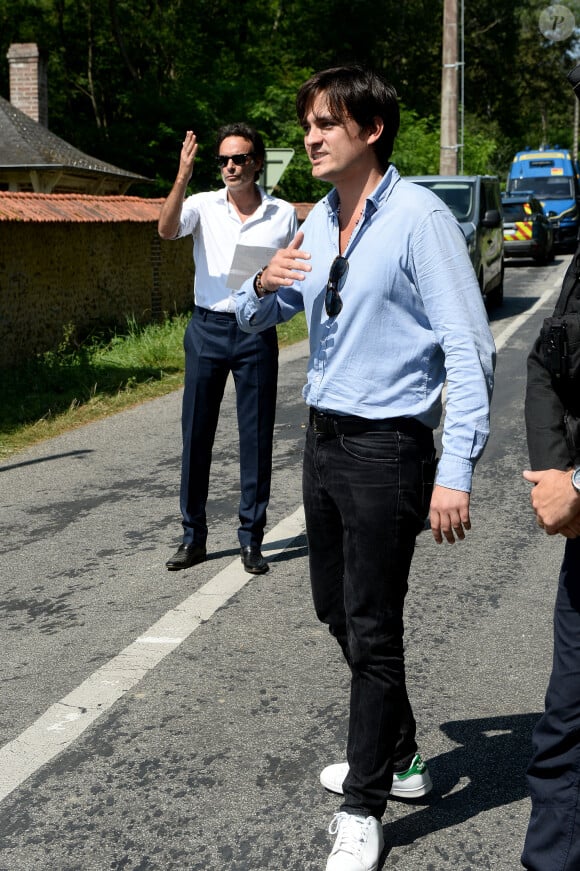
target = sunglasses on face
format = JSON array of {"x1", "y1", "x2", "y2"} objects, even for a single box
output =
[
  {"x1": 325, "y1": 255, "x2": 349, "y2": 317},
  {"x1": 216, "y1": 152, "x2": 255, "y2": 168}
]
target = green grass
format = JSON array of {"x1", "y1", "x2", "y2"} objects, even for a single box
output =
[{"x1": 0, "y1": 310, "x2": 308, "y2": 462}]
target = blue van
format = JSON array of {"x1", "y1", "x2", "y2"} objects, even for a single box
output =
[{"x1": 506, "y1": 148, "x2": 580, "y2": 249}]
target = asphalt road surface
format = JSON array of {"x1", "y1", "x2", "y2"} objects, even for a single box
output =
[{"x1": 0, "y1": 253, "x2": 572, "y2": 871}]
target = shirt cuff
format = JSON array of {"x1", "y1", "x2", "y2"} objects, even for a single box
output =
[{"x1": 435, "y1": 453, "x2": 474, "y2": 493}]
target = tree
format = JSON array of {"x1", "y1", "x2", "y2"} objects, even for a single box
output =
[{"x1": 1, "y1": 0, "x2": 579, "y2": 199}]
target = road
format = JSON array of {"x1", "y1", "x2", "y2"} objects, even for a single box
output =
[{"x1": 0, "y1": 254, "x2": 572, "y2": 871}]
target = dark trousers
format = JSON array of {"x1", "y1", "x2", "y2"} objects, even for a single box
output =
[
  {"x1": 179, "y1": 306, "x2": 278, "y2": 549},
  {"x1": 302, "y1": 419, "x2": 436, "y2": 818},
  {"x1": 522, "y1": 538, "x2": 580, "y2": 871}
]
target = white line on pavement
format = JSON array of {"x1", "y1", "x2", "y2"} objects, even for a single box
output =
[
  {"x1": 0, "y1": 505, "x2": 305, "y2": 804},
  {"x1": 0, "y1": 262, "x2": 568, "y2": 804},
  {"x1": 493, "y1": 261, "x2": 566, "y2": 352}
]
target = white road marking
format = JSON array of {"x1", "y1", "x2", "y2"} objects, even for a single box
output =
[
  {"x1": 0, "y1": 505, "x2": 305, "y2": 803},
  {"x1": 493, "y1": 261, "x2": 566, "y2": 352},
  {"x1": 0, "y1": 263, "x2": 567, "y2": 803}
]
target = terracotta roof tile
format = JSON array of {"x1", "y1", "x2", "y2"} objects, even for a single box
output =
[
  {"x1": 0, "y1": 192, "x2": 163, "y2": 222},
  {"x1": 0, "y1": 192, "x2": 315, "y2": 224}
]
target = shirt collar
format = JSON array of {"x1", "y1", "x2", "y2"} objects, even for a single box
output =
[
  {"x1": 219, "y1": 184, "x2": 272, "y2": 220},
  {"x1": 217, "y1": 185, "x2": 276, "y2": 223},
  {"x1": 323, "y1": 164, "x2": 401, "y2": 221}
]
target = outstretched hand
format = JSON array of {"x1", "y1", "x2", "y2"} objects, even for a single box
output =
[{"x1": 260, "y1": 231, "x2": 312, "y2": 293}]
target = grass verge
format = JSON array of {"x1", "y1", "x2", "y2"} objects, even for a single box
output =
[{"x1": 0, "y1": 311, "x2": 308, "y2": 462}]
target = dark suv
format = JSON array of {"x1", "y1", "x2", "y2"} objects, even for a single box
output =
[{"x1": 406, "y1": 175, "x2": 505, "y2": 306}]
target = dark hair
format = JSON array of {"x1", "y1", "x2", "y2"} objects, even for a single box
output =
[
  {"x1": 216, "y1": 122, "x2": 265, "y2": 181},
  {"x1": 296, "y1": 65, "x2": 400, "y2": 172}
]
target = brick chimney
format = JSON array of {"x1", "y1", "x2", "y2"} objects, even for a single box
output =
[{"x1": 7, "y1": 43, "x2": 48, "y2": 127}]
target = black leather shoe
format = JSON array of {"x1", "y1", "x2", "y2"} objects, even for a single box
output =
[
  {"x1": 166, "y1": 543, "x2": 207, "y2": 571},
  {"x1": 240, "y1": 546, "x2": 269, "y2": 575}
]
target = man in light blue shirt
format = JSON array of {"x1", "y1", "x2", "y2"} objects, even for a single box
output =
[{"x1": 236, "y1": 66, "x2": 495, "y2": 871}]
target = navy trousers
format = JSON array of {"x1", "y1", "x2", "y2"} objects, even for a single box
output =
[
  {"x1": 302, "y1": 420, "x2": 436, "y2": 818},
  {"x1": 179, "y1": 306, "x2": 278, "y2": 549},
  {"x1": 522, "y1": 538, "x2": 580, "y2": 871}
]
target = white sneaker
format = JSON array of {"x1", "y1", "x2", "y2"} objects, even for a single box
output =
[
  {"x1": 320, "y1": 753, "x2": 432, "y2": 799},
  {"x1": 326, "y1": 812, "x2": 383, "y2": 871}
]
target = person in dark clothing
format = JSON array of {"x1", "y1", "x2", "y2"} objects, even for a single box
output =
[{"x1": 521, "y1": 247, "x2": 580, "y2": 871}]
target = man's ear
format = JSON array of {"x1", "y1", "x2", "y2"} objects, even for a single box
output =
[{"x1": 366, "y1": 116, "x2": 384, "y2": 145}]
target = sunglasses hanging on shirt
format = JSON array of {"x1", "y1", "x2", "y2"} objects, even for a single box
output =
[{"x1": 325, "y1": 256, "x2": 349, "y2": 317}]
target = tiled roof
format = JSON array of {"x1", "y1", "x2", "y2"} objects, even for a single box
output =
[
  {"x1": 0, "y1": 192, "x2": 163, "y2": 222},
  {"x1": 0, "y1": 192, "x2": 314, "y2": 224},
  {"x1": 0, "y1": 94, "x2": 147, "y2": 183}
]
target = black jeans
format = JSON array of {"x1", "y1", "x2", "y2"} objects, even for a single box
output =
[
  {"x1": 522, "y1": 538, "x2": 580, "y2": 871},
  {"x1": 302, "y1": 417, "x2": 436, "y2": 818}
]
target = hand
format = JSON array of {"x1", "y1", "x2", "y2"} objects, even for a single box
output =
[
  {"x1": 429, "y1": 485, "x2": 471, "y2": 544},
  {"x1": 177, "y1": 130, "x2": 198, "y2": 184},
  {"x1": 260, "y1": 231, "x2": 312, "y2": 293},
  {"x1": 523, "y1": 468, "x2": 580, "y2": 534},
  {"x1": 558, "y1": 516, "x2": 580, "y2": 539}
]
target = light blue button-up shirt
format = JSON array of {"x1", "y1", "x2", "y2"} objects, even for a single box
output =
[{"x1": 235, "y1": 165, "x2": 496, "y2": 492}]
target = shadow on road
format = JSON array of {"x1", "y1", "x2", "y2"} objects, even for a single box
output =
[
  {"x1": 488, "y1": 296, "x2": 541, "y2": 323},
  {"x1": 0, "y1": 449, "x2": 94, "y2": 472},
  {"x1": 380, "y1": 712, "x2": 539, "y2": 866}
]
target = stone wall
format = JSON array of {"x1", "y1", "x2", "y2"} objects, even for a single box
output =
[{"x1": 0, "y1": 221, "x2": 194, "y2": 367}]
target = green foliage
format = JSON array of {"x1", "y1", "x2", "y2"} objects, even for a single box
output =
[
  {"x1": 1, "y1": 0, "x2": 579, "y2": 197},
  {"x1": 391, "y1": 107, "x2": 440, "y2": 176},
  {"x1": 0, "y1": 309, "x2": 308, "y2": 455},
  {"x1": 392, "y1": 107, "x2": 501, "y2": 177},
  {"x1": 276, "y1": 310, "x2": 308, "y2": 347},
  {"x1": 0, "y1": 313, "x2": 189, "y2": 431}
]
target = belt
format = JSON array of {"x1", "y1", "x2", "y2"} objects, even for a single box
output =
[
  {"x1": 309, "y1": 407, "x2": 431, "y2": 439},
  {"x1": 194, "y1": 305, "x2": 237, "y2": 320}
]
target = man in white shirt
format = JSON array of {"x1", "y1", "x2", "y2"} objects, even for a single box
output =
[{"x1": 158, "y1": 123, "x2": 297, "y2": 573}]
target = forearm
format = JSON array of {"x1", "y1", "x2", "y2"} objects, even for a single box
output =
[
  {"x1": 159, "y1": 132, "x2": 197, "y2": 239},
  {"x1": 158, "y1": 176, "x2": 190, "y2": 239},
  {"x1": 235, "y1": 279, "x2": 281, "y2": 332},
  {"x1": 235, "y1": 276, "x2": 305, "y2": 333}
]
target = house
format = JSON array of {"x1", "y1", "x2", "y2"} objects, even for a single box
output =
[
  {"x1": 0, "y1": 43, "x2": 148, "y2": 194},
  {"x1": 0, "y1": 44, "x2": 192, "y2": 368}
]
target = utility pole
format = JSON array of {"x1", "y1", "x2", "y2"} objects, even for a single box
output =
[
  {"x1": 440, "y1": 0, "x2": 458, "y2": 174},
  {"x1": 574, "y1": 98, "x2": 579, "y2": 163}
]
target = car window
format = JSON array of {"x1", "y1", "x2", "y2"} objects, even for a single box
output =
[
  {"x1": 416, "y1": 182, "x2": 474, "y2": 221},
  {"x1": 481, "y1": 182, "x2": 494, "y2": 214},
  {"x1": 502, "y1": 202, "x2": 531, "y2": 221},
  {"x1": 511, "y1": 176, "x2": 574, "y2": 199}
]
